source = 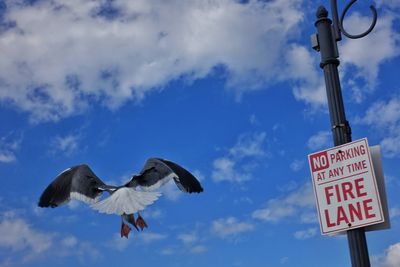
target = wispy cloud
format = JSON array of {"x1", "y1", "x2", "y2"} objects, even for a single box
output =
[
  {"x1": 211, "y1": 216, "x2": 254, "y2": 239},
  {"x1": 290, "y1": 159, "x2": 304, "y2": 172},
  {"x1": 376, "y1": 0, "x2": 400, "y2": 9},
  {"x1": 212, "y1": 157, "x2": 251, "y2": 183},
  {"x1": 177, "y1": 232, "x2": 198, "y2": 245},
  {"x1": 356, "y1": 96, "x2": 400, "y2": 157},
  {"x1": 139, "y1": 232, "x2": 168, "y2": 244},
  {"x1": 177, "y1": 231, "x2": 207, "y2": 254},
  {"x1": 307, "y1": 131, "x2": 331, "y2": 151},
  {"x1": 107, "y1": 231, "x2": 167, "y2": 252},
  {"x1": 107, "y1": 233, "x2": 131, "y2": 252},
  {"x1": 228, "y1": 132, "x2": 267, "y2": 159},
  {"x1": 293, "y1": 227, "x2": 317, "y2": 240},
  {"x1": 160, "y1": 247, "x2": 176, "y2": 256},
  {"x1": 161, "y1": 180, "x2": 182, "y2": 201},
  {"x1": 389, "y1": 207, "x2": 400, "y2": 219},
  {"x1": 0, "y1": 134, "x2": 22, "y2": 164},
  {"x1": 252, "y1": 182, "x2": 315, "y2": 223},
  {"x1": 212, "y1": 132, "x2": 267, "y2": 183},
  {"x1": 190, "y1": 245, "x2": 208, "y2": 254},
  {"x1": 50, "y1": 133, "x2": 82, "y2": 156},
  {"x1": 143, "y1": 208, "x2": 163, "y2": 220}
]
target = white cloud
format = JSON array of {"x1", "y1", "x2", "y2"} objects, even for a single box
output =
[
  {"x1": 383, "y1": 243, "x2": 400, "y2": 267},
  {"x1": 139, "y1": 232, "x2": 167, "y2": 244},
  {"x1": 293, "y1": 227, "x2": 317, "y2": 240},
  {"x1": 0, "y1": 134, "x2": 22, "y2": 164},
  {"x1": 212, "y1": 132, "x2": 267, "y2": 183},
  {"x1": 176, "y1": 232, "x2": 207, "y2": 254},
  {"x1": 377, "y1": 0, "x2": 400, "y2": 9},
  {"x1": 53, "y1": 215, "x2": 79, "y2": 224},
  {"x1": 340, "y1": 14, "x2": 400, "y2": 90},
  {"x1": 252, "y1": 182, "x2": 315, "y2": 223},
  {"x1": 192, "y1": 169, "x2": 205, "y2": 182},
  {"x1": 0, "y1": 217, "x2": 53, "y2": 258},
  {"x1": 0, "y1": 151, "x2": 15, "y2": 163},
  {"x1": 280, "y1": 256, "x2": 289, "y2": 264},
  {"x1": 249, "y1": 114, "x2": 260, "y2": 126},
  {"x1": 143, "y1": 208, "x2": 163, "y2": 219},
  {"x1": 357, "y1": 96, "x2": 400, "y2": 157},
  {"x1": 374, "y1": 243, "x2": 400, "y2": 267},
  {"x1": 50, "y1": 133, "x2": 81, "y2": 156},
  {"x1": 252, "y1": 199, "x2": 296, "y2": 222},
  {"x1": 389, "y1": 207, "x2": 400, "y2": 219},
  {"x1": 212, "y1": 216, "x2": 254, "y2": 239},
  {"x1": 177, "y1": 232, "x2": 198, "y2": 245},
  {"x1": 290, "y1": 159, "x2": 304, "y2": 172},
  {"x1": 160, "y1": 247, "x2": 176, "y2": 256},
  {"x1": 0, "y1": 211, "x2": 100, "y2": 265},
  {"x1": 157, "y1": 169, "x2": 204, "y2": 201},
  {"x1": 229, "y1": 132, "x2": 267, "y2": 159},
  {"x1": 380, "y1": 136, "x2": 400, "y2": 158},
  {"x1": 107, "y1": 233, "x2": 131, "y2": 252},
  {"x1": 359, "y1": 97, "x2": 400, "y2": 128},
  {"x1": 299, "y1": 212, "x2": 318, "y2": 224},
  {"x1": 0, "y1": 0, "x2": 305, "y2": 122},
  {"x1": 61, "y1": 235, "x2": 78, "y2": 248},
  {"x1": 190, "y1": 245, "x2": 207, "y2": 254},
  {"x1": 161, "y1": 180, "x2": 182, "y2": 201},
  {"x1": 307, "y1": 131, "x2": 331, "y2": 150},
  {"x1": 285, "y1": 44, "x2": 326, "y2": 107},
  {"x1": 212, "y1": 157, "x2": 251, "y2": 183}
]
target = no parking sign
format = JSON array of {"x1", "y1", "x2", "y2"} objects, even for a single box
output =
[{"x1": 308, "y1": 138, "x2": 385, "y2": 235}]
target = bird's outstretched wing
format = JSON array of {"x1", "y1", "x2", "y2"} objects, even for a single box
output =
[
  {"x1": 126, "y1": 158, "x2": 204, "y2": 193},
  {"x1": 38, "y1": 164, "x2": 109, "y2": 208}
]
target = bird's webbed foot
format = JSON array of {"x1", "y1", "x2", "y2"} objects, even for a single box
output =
[
  {"x1": 135, "y1": 213, "x2": 148, "y2": 231},
  {"x1": 120, "y1": 217, "x2": 131, "y2": 238}
]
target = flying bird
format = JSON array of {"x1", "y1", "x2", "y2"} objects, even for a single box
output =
[{"x1": 38, "y1": 158, "x2": 203, "y2": 238}]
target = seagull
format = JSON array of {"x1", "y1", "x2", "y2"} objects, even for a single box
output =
[{"x1": 38, "y1": 158, "x2": 203, "y2": 238}]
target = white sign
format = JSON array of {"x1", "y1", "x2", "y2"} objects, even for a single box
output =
[{"x1": 308, "y1": 138, "x2": 384, "y2": 235}]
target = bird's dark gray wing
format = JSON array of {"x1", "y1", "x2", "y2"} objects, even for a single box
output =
[
  {"x1": 38, "y1": 164, "x2": 108, "y2": 208},
  {"x1": 126, "y1": 158, "x2": 203, "y2": 193},
  {"x1": 158, "y1": 158, "x2": 203, "y2": 193}
]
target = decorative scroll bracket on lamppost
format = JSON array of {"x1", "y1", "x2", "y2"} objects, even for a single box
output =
[{"x1": 310, "y1": 1, "x2": 378, "y2": 267}]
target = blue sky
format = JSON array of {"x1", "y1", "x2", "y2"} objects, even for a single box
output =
[{"x1": 0, "y1": 0, "x2": 399, "y2": 266}]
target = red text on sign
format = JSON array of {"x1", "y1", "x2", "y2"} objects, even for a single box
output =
[
  {"x1": 324, "y1": 198, "x2": 376, "y2": 227},
  {"x1": 324, "y1": 177, "x2": 367, "y2": 204},
  {"x1": 322, "y1": 177, "x2": 376, "y2": 228},
  {"x1": 310, "y1": 151, "x2": 329, "y2": 172}
]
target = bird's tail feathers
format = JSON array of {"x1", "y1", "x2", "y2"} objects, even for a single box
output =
[{"x1": 91, "y1": 187, "x2": 161, "y2": 215}]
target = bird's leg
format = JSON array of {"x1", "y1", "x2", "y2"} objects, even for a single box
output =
[
  {"x1": 126, "y1": 214, "x2": 139, "y2": 231},
  {"x1": 120, "y1": 216, "x2": 131, "y2": 238},
  {"x1": 135, "y1": 212, "x2": 148, "y2": 231}
]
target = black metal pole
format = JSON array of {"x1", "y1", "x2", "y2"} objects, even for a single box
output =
[{"x1": 312, "y1": 6, "x2": 371, "y2": 267}]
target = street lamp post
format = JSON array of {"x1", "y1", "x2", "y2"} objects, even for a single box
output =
[{"x1": 311, "y1": 1, "x2": 378, "y2": 266}]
